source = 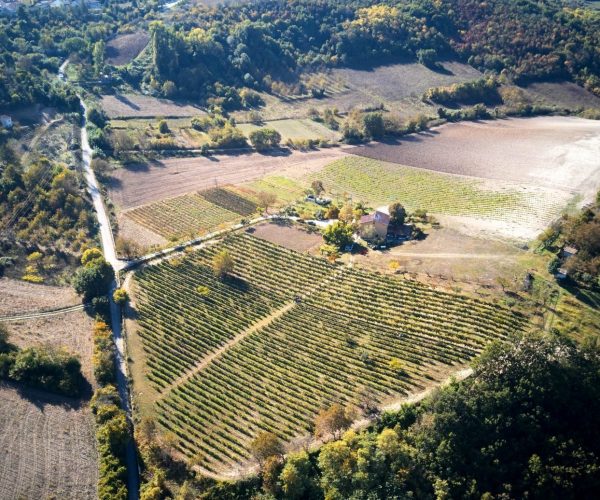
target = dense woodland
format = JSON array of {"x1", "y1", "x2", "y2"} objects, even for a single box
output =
[{"x1": 1, "y1": 0, "x2": 599, "y2": 109}]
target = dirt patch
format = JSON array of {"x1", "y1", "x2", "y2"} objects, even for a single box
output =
[
  {"x1": 350, "y1": 116, "x2": 600, "y2": 196},
  {"x1": 0, "y1": 384, "x2": 97, "y2": 500},
  {"x1": 106, "y1": 31, "x2": 150, "y2": 66},
  {"x1": 347, "y1": 226, "x2": 545, "y2": 285},
  {"x1": 251, "y1": 221, "x2": 323, "y2": 252},
  {"x1": 117, "y1": 212, "x2": 167, "y2": 252},
  {"x1": 4, "y1": 310, "x2": 96, "y2": 383},
  {"x1": 109, "y1": 147, "x2": 348, "y2": 210},
  {"x1": 0, "y1": 279, "x2": 80, "y2": 316},
  {"x1": 101, "y1": 93, "x2": 206, "y2": 118}
]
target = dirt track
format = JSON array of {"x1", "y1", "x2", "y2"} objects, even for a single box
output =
[
  {"x1": 109, "y1": 147, "x2": 349, "y2": 209},
  {"x1": 351, "y1": 117, "x2": 600, "y2": 195}
]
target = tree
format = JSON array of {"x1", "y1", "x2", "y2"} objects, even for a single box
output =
[
  {"x1": 256, "y1": 191, "x2": 277, "y2": 214},
  {"x1": 323, "y1": 221, "x2": 354, "y2": 250},
  {"x1": 92, "y1": 40, "x2": 106, "y2": 76},
  {"x1": 339, "y1": 204, "x2": 355, "y2": 223},
  {"x1": 212, "y1": 250, "x2": 234, "y2": 279},
  {"x1": 249, "y1": 128, "x2": 281, "y2": 150},
  {"x1": 388, "y1": 202, "x2": 407, "y2": 227},
  {"x1": 81, "y1": 248, "x2": 104, "y2": 266},
  {"x1": 362, "y1": 112, "x2": 385, "y2": 139},
  {"x1": 87, "y1": 107, "x2": 108, "y2": 129},
  {"x1": 73, "y1": 259, "x2": 115, "y2": 300},
  {"x1": 311, "y1": 180, "x2": 325, "y2": 196},
  {"x1": 113, "y1": 288, "x2": 129, "y2": 305},
  {"x1": 158, "y1": 120, "x2": 169, "y2": 134},
  {"x1": 314, "y1": 403, "x2": 353, "y2": 439},
  {"x1": 280, "y1": 451, "x2": 313, "y2": 499},
  {"x1": 250, "y1": 431, "x2": 283, "y2": 465}
]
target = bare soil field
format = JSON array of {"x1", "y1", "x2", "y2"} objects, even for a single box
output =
[
  {"x1": 101, "y1": 93, "x2": 206, "y2": 118},
  {"x1": 0, "y1": 384, "x2": 97, "y2": 500},
  {"x1": 117, "y1": 212, "x2": 167, "y2": 250},
  {"x1": 351, "y1": 116, "x2": 600, "y2": 197},
  {"x1": 0, "y1": 278, "x2": 80, "y2": 316},
  {"x1": 109, "y1": 147, "x2": 349, "y2": 209},
  {"x1": 525, "y1": 81, "x2": 600, "y2": 110},
  {"x1": 106, "y1": 31, "x2": 150, "y2": 66},
  {"x1": 250, "y1": 221, "x2": 323, "y2": 252}
]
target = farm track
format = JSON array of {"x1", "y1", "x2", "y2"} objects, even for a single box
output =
[{"x1": 0, "y1": 304, "x2": 85, "y2": 322}]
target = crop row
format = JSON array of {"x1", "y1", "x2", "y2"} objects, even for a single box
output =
[
  {"x1": 134, "y1": 234, "x2": 527, "y2": 473},
  {"x1": 200, "y1": 187, "x2": 258, "y2": 216}
]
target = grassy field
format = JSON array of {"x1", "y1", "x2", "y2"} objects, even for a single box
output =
[
  {"x1": 101, "y1": 94, "x2": 205, "y2": 118},
  {"x1": 109, "y1": 117, "x2": 209, "y2": 149},
  {"x1": 314, "y1": 156, "x2": 568, "y2": 240},
  {"x1": 130, "y1": 234, "x2": 526, "y2": 474},
  {"x1": 237, "y1": 118, "x2": 340, "y2": 142}
]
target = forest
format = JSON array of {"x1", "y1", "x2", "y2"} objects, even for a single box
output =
[{"x1": 1, "y1": 0, "x2": 599, "y2": 108}]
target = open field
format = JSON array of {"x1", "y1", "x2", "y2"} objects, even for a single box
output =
[
  {"x1": 109, "y1": 147, "x2": 348, "y2": 209},
  {"x1": 524, "y1": 81, "x2": 600, "y2": 110},
  {"x1": 129, "y1": 234, "x2": 526, "y2": 474},
  {"x1": 237, "y1": 118, "x2": 340, "y2": 142},
  {"x1": 0, "y1": 278, "x2": 80, "y2": 316},
  {"x1": 350, "y1": 117, "x2": 600, "y2": 194},
  {"x1": 101, "y1": 93, "x2": 206, "y2": 118},
  {"x1": 316, "y1": 156, "x2": 571, "y2": 241},
  {"x1": 0, "y1": 384, "x2": 97, "y2": 500},
  {"x1": 109, "y1": 117, "x2": 209, "y2": 149},
  {"x1": 106, "y1": 31, "x2": 150, "y2": 66},
  {"x1": 238, "y1": 61, "x2": 482, "y2": 121}
]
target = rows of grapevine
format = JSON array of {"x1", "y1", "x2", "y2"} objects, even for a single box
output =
[
  {"x1": 125, "y1": 193, "x2": 246, "y2": 240},
  {"x1": 314, "y1": 157, "x2": 567, "y2": 226},
  {"x1": 201, "y1": 187, "x2": 258, "y2": 216},
  {"x1": 134, "y1": 234, "x2": 335, "y2": 389},
  {"x1": 134, "y1": 234, "x2": 527, "y2": 474}
]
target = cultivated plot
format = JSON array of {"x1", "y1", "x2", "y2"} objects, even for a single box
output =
[
  {"x1": 130, "y1": 234, "x2": 526, "y2": 474},
  {"x1": 101, "y1": 94, "x2": 206, "y2": 119}
]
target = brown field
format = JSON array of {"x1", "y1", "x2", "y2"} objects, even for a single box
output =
[
  {"x1": 0, "y1": 384, "x2": 98, "y2": 500},
  {"x1": 350, "y1": 116, "x2": 600, "y2": 197},
  {"x1": 237, "y1": 61, "x2": 482, "y2": 121},
  {"x1": 101, "y1": 93, "x2": 206, "y2": 118},
  {"x1": 0, "y1": 278, "x2": 80, "y2": 316},
  {"x1": 524, "y1": 81, "x2": 600, "y2": 110},
  {"x1": 109, "y1": 147, "x2": 349, "y2": 210},
  {"x1": 250, "y1": 221, "x2": 323, "y2": 252},
  {"x1": 4, "y1": 310, "x2": 96, "y2": 383},
  {"x1": 105, "y1": 31, "x2": 150, "y2": 66}
]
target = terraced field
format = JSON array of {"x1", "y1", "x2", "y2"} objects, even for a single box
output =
[
  {"x1": 132, "y1": 234, "x2": 527, "y2": 474},
  {"x1": 124, "y1": 188, "x2": 258, "y2": 240}
]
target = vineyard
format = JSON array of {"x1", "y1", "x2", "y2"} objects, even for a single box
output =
[
  {"x1": 132, "y1": 234, "x2": 527, "y2": 474},
  {"x1": 124, "y1": 188, "x2": 258, "y2": 240},
  {"x1": 314, "y1": 157, "x2": 569, "y2": 231}
]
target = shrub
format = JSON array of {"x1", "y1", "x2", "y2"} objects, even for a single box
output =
[
  {"x1": 87, "y1": 107, "x2": 108, "y2": 129},
  {"x1": 209, "y1": 124, "x2": 248, "y2": 149},
  {"x1": 113, "y1": 288, "x2": 129, "y2": 305},
  {"x1": 249, "y1": 128, "x2": 282, "y2": 150},
  {"x1": 157, "y1": 120, "x2": 169, "y2": 134}
]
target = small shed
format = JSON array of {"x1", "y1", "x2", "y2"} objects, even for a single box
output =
[
  {"x1": 561, "y1": 246, "x2": 578, "y2": 259},
  {"x1": 555, "y1": 267, "x2": 569, "y2": 280}
]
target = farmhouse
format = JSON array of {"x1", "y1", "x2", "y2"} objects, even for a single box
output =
[
  {"x1": 359, "y1": 211, "x2": 390, "y2": 243},
  {"x1": 0, "y1": 115, "x2": 12, "y2": 128}
]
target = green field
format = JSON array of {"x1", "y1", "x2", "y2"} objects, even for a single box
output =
[
  {"x1": 132, "y1": 234, "x2": 527, "y2": 473},
  {"x1": 314, "y1": 157, "x2": 567, "y2": 228},
  {"x1": 237, "y1": 118, "x2": 340, "y2": 142}
]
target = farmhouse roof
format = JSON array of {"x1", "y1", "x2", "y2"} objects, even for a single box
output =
[
  {"x1": 360, "y1": 211, "x2": 390, "y2": 225},
  {"x1": 563, "y1": 245, "x2": 578, "y2": 256}
]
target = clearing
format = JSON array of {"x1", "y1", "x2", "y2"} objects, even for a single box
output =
[
  {"x1": 250, "y1": 220, "x2": 323, "y2": 253},
  {"x1": 237, "y1": 118, "x2": 340, "y2": 142},
  {"x1": 0, "y1": 278, "x2": 80, "y2": 316},
  {"x1": 105, "y1": 31, "x2": 150, "y2": 66},
  {"x1": 127, "y1": 234, "x2": 526, "y2": 475},
  {"x1": 101, "y1": 93, "x2": 206, "y2": 118}
]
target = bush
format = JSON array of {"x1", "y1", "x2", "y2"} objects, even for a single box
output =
[
  {"x1": 113, "y1": 288, "x2": 129, "y2": 305},
  {"x1": 157, "y1": 120, "x2": 169, "y2": 134},
  {"x1": 7, "y1": 345, "x2": 85, "y2": 397},
  {"x1": 209, "y1": 124, "x2": 248, "y2": 149},
  {"x1": 424, "y1": 77, "x2": 501, "y2": 106},
  {"x1": 249, "y1": 128, "x2": 282, "y2": 150},
  {"x1": 87, "y1": 107, "x2": 108, "y2": 129}
]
